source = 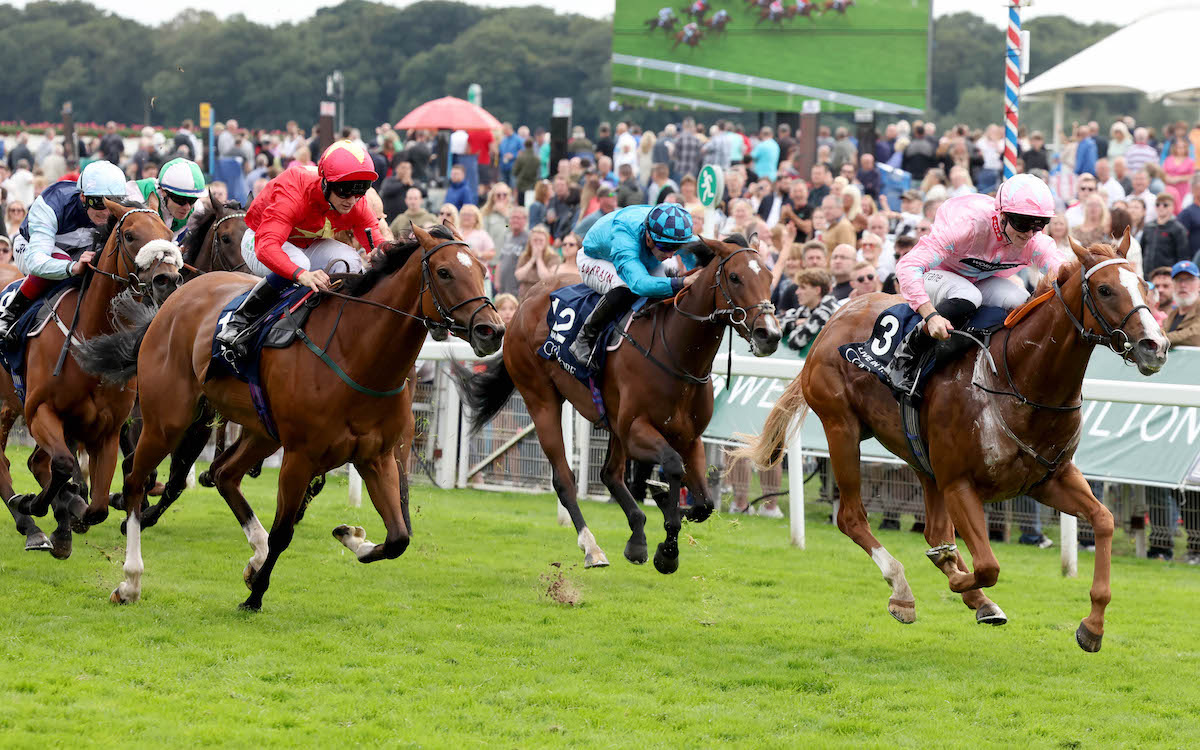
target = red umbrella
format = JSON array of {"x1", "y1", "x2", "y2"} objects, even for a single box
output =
[{"x1": 395, "y1": 96, "x2": 501, "y2": 131}]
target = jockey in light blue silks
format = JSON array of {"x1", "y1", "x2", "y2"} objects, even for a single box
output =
[{"x1": 567, "y1": 203, "x2": 697, "y2": 369}]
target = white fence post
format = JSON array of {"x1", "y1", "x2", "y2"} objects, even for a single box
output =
[
  {"x1": 435, "y1": 362, "x2": 461, "y2": 490},
  {"x1": 575, "y1": 411, "x2": 592, "y2": 498},
  {"x1": 558, "y1": 402, "x2": 574, "y2": 526},
  {"x1": 348, "y1": 464, "x2": 362, "y2": 507},
  {"x1": 786, "y1": 416, "x2": 805, "y2": 549},
  {"x1": 1061, "y1": 512, "x2": 1078, "y2": 577}
]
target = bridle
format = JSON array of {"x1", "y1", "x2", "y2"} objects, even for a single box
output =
[
  {"x1": 206, "y1": 212, "x2": 251, "y2": 273},
  {"x1": 1053, "y1": 256, "x2": 1149, "y2": 360},
  {"x1": 87, "y1": 208, "x2": 171, "y2": 297}
]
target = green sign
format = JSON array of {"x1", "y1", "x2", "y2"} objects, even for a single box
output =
[
  {"x1": 697, "y1": 165, "x2": 722, "y2": 209},
  {"x1": 706, "y1": 346, "x2": 1200, "y2": 488}
]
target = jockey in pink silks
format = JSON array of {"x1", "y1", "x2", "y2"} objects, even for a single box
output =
[{"x1": 885, "y1": 173, "x2": 1066, "y2": 390}]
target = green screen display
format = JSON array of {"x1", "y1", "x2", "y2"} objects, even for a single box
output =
[{"x1": 612, "y1": 0, "x2": 930, "y2": 114}]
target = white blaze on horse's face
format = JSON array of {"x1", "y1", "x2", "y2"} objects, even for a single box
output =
[
  {"x1": 747, "y1": 259, "x2": 763, "y2": 276},
  {"x1": 457, "y1": 251, "x2": 473, "y2": 269},
  {"x1": 1117, "y1": 267, "x2": 1167, "y2": 349}
]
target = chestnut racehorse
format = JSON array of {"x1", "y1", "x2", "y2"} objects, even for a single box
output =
[
  {"x1": 0, "y1": 202, "x2": 182, "y2": 558},
  {"x1": 77, "y1": 224, "x2": 503, "y2": 609},
  {"x1": 457, "y1": 235, "x2": 780, "y2": 573},
  {"x1": 738, "y1": 235, "x2": 1168, "y2": 652}
]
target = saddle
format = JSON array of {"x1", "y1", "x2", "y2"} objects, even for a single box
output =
[
  {"x1": 839, "y1": 302, "x2": 1009, "y2": 476},
  {"x1": 0, "y1": 277, "x2": 84, "y2": 403}
]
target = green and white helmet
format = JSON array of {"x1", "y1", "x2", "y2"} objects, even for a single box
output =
[{"x1": 157, "y1": 157, "x2": 206, "y2": 198}]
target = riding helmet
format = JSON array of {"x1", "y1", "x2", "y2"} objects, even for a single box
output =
[
  {"x1": 995, "y1": 173, "x2": 1055, "y2": 218},
  {"x1": 78, "y1": 160, "x2": 129, "y2": 199},
  {"x1": 158, "y1": 157, "x2": 207, "y2": 198},
  {"x1": 644, "y1": 203, "x2": 697, "y2": 245}
]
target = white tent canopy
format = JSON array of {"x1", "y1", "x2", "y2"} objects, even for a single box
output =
[{"x1": 1023, "y1": 7, "x2": 1200, "y2": 102}]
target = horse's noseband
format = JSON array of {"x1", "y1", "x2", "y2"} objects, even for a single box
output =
[
  {"x1": 419, "y1": 240, "x2": 496, "y2": 339},
  {"x1": 675, "y1": 246, "x2": 776, "y2": 338},
  {"x1": 1053, "y1": 256, "x2": 1150, "y2": 361}
]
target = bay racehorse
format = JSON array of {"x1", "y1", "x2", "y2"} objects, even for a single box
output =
[
  {"x1": 457, "y1": 234, "x2": 780, "y2": 573},
  {"x1": 77, "y1": 223, "x2": 502, "y2": 609},
  {"x1": 737, "y1": 235, "x2": 1168, "y2": 651},
  {"x1": 0, "y1": 202, "x2": 181, "y2": 558}
]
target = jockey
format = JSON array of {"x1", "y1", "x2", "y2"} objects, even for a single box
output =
[
  {"x1": 657, "y1": 6, "x2": 676, "y2": 24},
  {"x1": 885, "y1": 173, "x2": 1064, "y2": 391},
  {"x1": 215, "y1": 139, "x2": 378, "y2": 357},
  {"x1": 711, "y1": 8, "x2": 729, "y2": 23},
  {"x1": 0, "y1": 160, "x2": 127, "y2": 344},
  {"x1": 133, "y1": 157, "x2": 206, "y2": 243},
  {"x1": 682, "y1": 22, "x2": 699, "y2": 40},
  {"x1": 567, "y1": 203, "x2": 697, "y2": 369},
  {"x1": 690, "y1": 0, "x2": 708, "y2": 15},
  {"x1": 768, "y1": 0, "x2": 784, "y2": 19}
]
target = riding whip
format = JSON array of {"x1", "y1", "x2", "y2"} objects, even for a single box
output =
[{"x1": 54, "y1": 265, "x2": 93, "y2": 377}]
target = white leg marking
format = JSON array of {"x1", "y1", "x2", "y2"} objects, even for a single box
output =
[
  {"x1": 114, "y1": 514, "x2": 143, "y2": 603},
  {"x1": 242, "y1": 516, "x2": 269, "y2": 571},
  {"x1": 871, "y1": 546, "x2": 913, "y2": 601},
  {"x1": 577, "y1": 527, "x2": 609, "y2": 566},
  {"x1": 335, "y1": 525, "x2": 378, "y2": 561}
]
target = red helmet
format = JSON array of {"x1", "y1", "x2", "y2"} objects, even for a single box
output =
[{"x1": 318, "y1": 140, "x2": 378, "y2": 183}]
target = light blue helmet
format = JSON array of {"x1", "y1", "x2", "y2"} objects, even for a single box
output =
[{"x1": 78, "y1": 160, "x2": 128, "y2": 198}]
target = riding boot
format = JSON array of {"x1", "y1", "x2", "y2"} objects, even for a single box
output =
[
  {"x1": 567, "y1": 286, "x2": 639, "y2": 371},
  {"x1": 886, "y1": 299, "x2": 977, "y2": 394},
  {"x1": 0, "y1": 292, "x2": 37, "y2": 347},
  {"x1": 215, "y1": 276, "x2": 283, "y2": 358}
]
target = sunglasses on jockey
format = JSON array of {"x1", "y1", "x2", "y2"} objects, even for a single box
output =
[
  {"x1": 327, "y1": 180, "x2": 372, "y2": 199},
  {"x1": 1004, "y1": 212, "x2": 1050, "y2": 234},
  {"x1": 83, "y1": 195, "x2": 125, "y2": 211},
  {"x1": 163, "y1": 191, "x2": 199, "y2": 207}
]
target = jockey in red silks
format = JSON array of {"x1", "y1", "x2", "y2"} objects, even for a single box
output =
[
  {"x1": 215, "y1": 139, "x2": 378, "y2": 357},
  {"x1": 885, "y1": 173, "x2": 1066, "y2": 391}
]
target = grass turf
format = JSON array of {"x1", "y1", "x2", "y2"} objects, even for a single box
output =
[
  {"x1": 0, "y1": 448, "x2": 1197, "y2": 747},
  {"x1": 612, "y1": 0, "x2": 929, "y2": 111}
]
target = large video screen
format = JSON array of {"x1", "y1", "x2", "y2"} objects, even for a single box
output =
[{"x1": 612, "y1": 0, "x2": 930, "y2": 114}]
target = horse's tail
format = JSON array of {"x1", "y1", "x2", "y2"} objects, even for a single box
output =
[
  {"x1": 72, "y1": 294, "x2": 158, "y2": 384},
  {"x1": 731, "y1": 373, "x2": 809, "y2": 470},
  {"x1": 451, "y1": 355, "x2": 515, "y2": 434}
]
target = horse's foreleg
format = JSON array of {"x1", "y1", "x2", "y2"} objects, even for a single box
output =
[
  {"x1": 626, "y1": 418, "x2": 684, "y2": 575},
  {"x1": 680, "y1": 438, "x2": 715, "y2": 523},
  {"x1": 1034, "y1": 465, "x2": 1113, "y2": 653},
  {"x1": 335, "y1": 451, "x2": 410, "y2": 564},
  {"x1": 140, "y1": 417, "x2": 213, "y2": 530},
  {"x1": 599, "y1": 436, "x2": 647, "y2": 565},
  {"x1": 826, "y1": 417, "x2": 915, "y2": 623},
  {"x1": 79, "y1": 433, "x2": 119, "y2": 534},
  {"x1": 24, "y1": 406, "x2": 79, "y2": 558},
  {"x1": 940, "y1": 479, "x2": 1001, "y2": 595},
  {"x1": 0, "y1": 406, "x2": 48, "y2": 550},
  {"x1": 240, "y1": 452, "x2": 313, "y2": 612},
  {"x1": 919, "y1": 474, "x2": 1006, "y2": 625},
  {"x1": 210, "y1": 433, "x2": 279, "y2": 588}
]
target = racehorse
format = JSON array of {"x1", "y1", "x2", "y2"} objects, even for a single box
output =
[
  {"x1": 705, "y1": 12, "x2": 731, "y2": 32},
  {"x1": 744, "y1": 0, "x2": 770, "y2": 12},
  {"x1": 680, "y1": 0, "x2": 709, "y2": 21},
  {"x1": 77, "y1": 223, "x2": 503, "y2": 609},
  {"x1": 644, "y1": 15, "x2": 677, "y2": 33},
  {"x1": 736, "y1": 235, "x2": 1168, "y2": 652},
  {"x1": 456, "y1": 234, "x2": 780, "y2": 573},
  {"x1": 673, "y1": 26, "x2": 703, "y2": 50},
  {"x1": 823, "y1": 0, "x2": 853, "y2": 14},
  {"x1": 0, "y1": 202, "x2": 181, "y2": 558}
]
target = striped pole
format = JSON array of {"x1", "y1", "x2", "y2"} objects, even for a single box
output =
[{"x1": 1003, "y1": 2, "x2": 1022, "y2": 179}]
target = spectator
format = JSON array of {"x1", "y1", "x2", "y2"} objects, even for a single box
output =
[
  {"x1": 802, "y1": 240, "x2": 828, "y2": 269},
  {"x1": 647, "y1": 163, "x2": 678, "y2": 205},
  {"x1": 1142, "y1": 192, "x2": 1189, "y2": 273},
  {"x1": 4, "y1": 199, "x2": 26, "y2": 238},
  {"x1": 1065, "y1": 174, "x2": 1098, "y2": 228},
  {"x1": 498, "y1": 122, "x2": 522, "y2": 187},
  {"x1": 902, "y1": 124, "x2": 936, "y2": 182},
  {"x1": 388, "y1": 187, "x2": 436, "y2": 237},
  {"x1": 1112, "y1": 156, "x2": 1133, "y2": 195},
  {"x1": 778, "y1": 180, "x2": 813, "y2": 242},
  {"x1": 615, "y1": 164, "x2": 643, "y2": 208},
  {"x1": 528, "y1": 180, "x2": 551, "y2": 228},
  {"x1": 821, "y1": 194, "x2": 857, "y2": 254},
  {"x1": 946, "y1": 165, "x2": 974, "y2": 198},
  {"x1": 674, "y1": 118, "x2": 702, "y2": 178},
  {"x1": 1094, "y1": 158, "x2": 1124, "y2": 206},
  {"x1": 1108, "y1": 121, "x2": 1131, "y2": 159},
  {"x1": 678, "y1": 174, "x2": 702, "y2": 214},
  {"x1": 849, "y1": 260, "x2": 881, "y2": 298},
  {"x1": 1127, "y1": 195, "x2": 1147, "y2": 244},
  {"x1": 858, "y1": 230, "x2": 887, "y2": 275},
  {"x1": 1127, "y1": 169, "x2": 1157, "y2": 214},
  {"x1": 701, "y1": 123, "x2": 730, "y2": 170},
  {"x1": 1108, "y1": 207, "x2": 1143, "y2": 277},
  {"x1": 751, "y1": 126, "x2": 780, "y2": 182},
  {"x1": 1162, "y1": 260, "x2": 1200, "y2": 348},
  {"x1": 493, "y1": 293, "x2": 520, "y2": 327},
  {"x1": 566, "y1": 125, "x2": 593, "y2": 158},
  {"x1": 882, "y1": 235, "x2": 917, "y2": 293},
  {"x1": 494, "y1": 205, "x2": 529, "y2": 297},
  {"x1": 1148, "y1": 265, "x2": 1174, "y2": 324},
  {"x1": 545, "y1": 175, "x2": 579, "y2": 241},
  {"x1": 594, "y1": 123, "x2": 614, "y2": 160},
  {"x1": 515, "y1": 224, "x2": 561, "y2": 298},
  {"x1": 99, "y1": 122, "x2": 124, "y2": 165},
  {"x1": 721, "y1": 198, "x2": 755, "y2": 236},
  {"x1": 445, "y1": 164, "x2": 474, "y2": 210},
  {"x1": 379, "y1": 160, "x2": 421, "y2": 223},
  {"x1": 1074, "y1": 123, "x2": 1097, "y2": 177},
  {"x1": 3, "y1": 162, "x2": 33, "y2": 207},
  {"x1": 513, "y1": 139, "x2": 541, "y2": 206},
  {"x1": 560, "y1": 231, "x2": 582, "y2": 266},
  {"x1": 1070, "y1": 194, "x2": 1110, "y2": 247},
  {"x1": 456, "y1": 204, "x2": 495, "y2": 264},
  {"x1": 1176, "y1": 174, "x2": 1200, "y2": 258},
  {"x1": 1162, "y1": 139, "x2": 1195, "y2": 214},
  {"x1": 1123, "y1": 127, "x2": 1158, "y2": 176},
  {"x1": 437, "y1": 202, "x2": 460, "y2": 231},
  {"x1": 574, "y1": 185, "x2": 618, "y2": 238},
  {"x1": 0, "y1": 233, "x2": 12, "y2": 265},
  {"x1": 828, "y1": 243, "x2": 857, "y2": 300},
  {"x1": 768, "y1": 240, "x2": 804, "y2": 313},
  {"x1": 1019, "y1": 131, "x2": 1050, "y2": 172},
  {"x1": 856, "y1": 153, "x2": 882, "y2": 201},
  {"x1": 780, "y1": 268, "x2": 837, "y2": 356},
  {"x1": 5, "y1": 132, "x2": 33, "y2": 172},
  {"x1": 403, "y1": 131, "x2": 434, "y2": 183},
  {"x1": 841, "y1": 184, "x2": 868, "y2": 235},
  {"x1": 480, "y1": 182, "x2": 513, "y2": 251}
]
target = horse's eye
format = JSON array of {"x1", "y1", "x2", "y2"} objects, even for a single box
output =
[
  {"x1": 730, "y1": 273, "x2": 742, "y2": 285},
  {"x1": 124, "y1": 231, "x2": 135, "y2": 242},
  {"x1": 1098, "y1": 285, "x2": 1113, "y2": 297},
  {"x1": 437, "y1": 267, "x2": 452, "y2": 280},
  {"x1": 221, "y1": 234, "x2": 230, "y2": 245}
]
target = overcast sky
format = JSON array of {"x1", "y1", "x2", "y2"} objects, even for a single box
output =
[{"x1": 11, "y1": 0, "x2": 1194, "y2": 27}]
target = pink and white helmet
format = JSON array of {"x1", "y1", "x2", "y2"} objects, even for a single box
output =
[{"x1": 994, "y1": 173, "x2": 1055, "y2": 218}]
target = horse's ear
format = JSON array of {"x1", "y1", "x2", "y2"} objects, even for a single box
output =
[
  {"x1": 104, "y1": 199, "x2": 132, "y2": 218},
  {"x1": 1114, "y1": 226, "x2": 1131, "y2": 258},
  {"x1": 690, "y1": 237, "x2": 717, "y2": 266},
  {"x1": 208, "y1": 187, "x2": 224, "y2": 218},
  {"x1": 411, "y1": 223, "x2": 432, "y2": 244},
  {"x1": 1067, "y1": 234, "x2": 1090, "y2": 265},
  {"x1": 441, "y1": 216, "x2": 457, "y2": 233}
]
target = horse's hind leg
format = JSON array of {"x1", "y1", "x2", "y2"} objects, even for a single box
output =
[
  {"x1": 240, "y1": 451, "x2": 315, "y2": 611},
  {"x1": 210, "y1": 433, "x2": 280, "y2": 588},
  {"x1": 23, "y1": 406, "x2": 81, "y2": 558},
  {"x1": 0, "y1": 405, "x2": 49, "y2": 550},
  {"x1": 825, "y1": 417, "x2": 915, "y2": 624},
  {"x1": 1033, "y1": 465, "x2": 1114, "y2": 653},
  {"x1": 625, "y1": 417, "x2": 685, "y2": 575},
  {"x1": 919, "y1": 474, "x2": 1006, "y2": 625},
  {"x1": 334, "y1": 451, "x2": 411, "y2": 563},
  {"x1": 939, "y1": 479, "x2": 1001, "y2": 595},
  {"x1": 599, "y1": 435, "x2": 648, "y2": 564},
  {"x1": 680, "y1": 438, "x2": 715, "y2": 523}
]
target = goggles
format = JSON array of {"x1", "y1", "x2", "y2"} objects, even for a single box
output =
[
  {"x1": 652, "y1": 239, "x2": 683, "y2": 256},
  {"x1": 83, "y1": 195, "x2": 123, "y2": 210},
  {"x1": 1004, "y1": 212, "x2": 1050, "y2": 234},
  {"x1": 328, "y1": 180, "x2": 371, "y2": 198},
  {"x1": 164, "y1": 191, "x2": 199, "y2": 207}
]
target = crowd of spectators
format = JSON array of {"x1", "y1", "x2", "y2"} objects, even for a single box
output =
[{"x1": 2, "y1": 111, "x2": 1198, "y2": 558}]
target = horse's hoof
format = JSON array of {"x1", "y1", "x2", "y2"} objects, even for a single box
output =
[
  {"x1": 653, "y1": 545, "x2": 679, "y2": 575},
  {"x1": 110, "y1": 492, "x2": 126, "y2": 512},
  {"x1": 584, "y1": 550, "x2": 610, "y2": 569},
  {"x1": 238, "y1": 599, "x2": 261, "y2": 612},
  {"x1": 81, "y1": 507, "x2": 108, "y2": 529},
  {"x1": 109, "y1": 586, "x2": 138, "y2": 604},
  {"x1": 24, "y1": 532, "x2": 51, "y2": 552},
  {"x1": 332, "y1": 524, "x2": 362, "y2": 541},
  {"x1": 147, "y1": 482, "x2": 166, "y2": 497},
  {"x1": 248, "y1": 466, "x2": 262, "y2": 479},
  {"x1": 685, "y1": 504, "x2": 713, "y2": 523},
  {"x1": 624, "y1": 540, "x2": 648, "y2": 565},
  {"x1": 49, "y1": 533, "x2": 72, "y2": 560},
  {"x1": 888, "y1": 598, "x2": 916, "y2": 624},
  {"x1": 1075, "y1": 621, "x2": 1103, "y2": 653},
  {"x1": 975, "y1": 603, "x2": 1008, "y2": 626},
  {"x1": 197, "y1": 471, "x2": 214, "y2": 488},
  {"x1": 243, "y1": 563, "x2": 260, "y2": 590}
]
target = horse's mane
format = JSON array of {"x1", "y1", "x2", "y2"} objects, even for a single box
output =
[
  {"x1": 181, "y1": 200, "x2": 244, "y2": 264},
  {"x1": 1033, "y1": 240, "x2": 1119, "y2": 296},
  {"x1": 92, "y1": 200, "x2": 150, "y2": 251},
  {"x1": 333, "y1": 224, "x2": 456, "y2": 297},
  {"x1": 685, "y1": 233, "x2": 750, "y2": 269}
]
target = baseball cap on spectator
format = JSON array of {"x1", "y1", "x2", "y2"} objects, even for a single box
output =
[
  {"x1": 596, "y1": 185, "x2": 616, "y2": 198},
  {"x1": 1171, "y1": 260, "x2": 1199, "y2": 278},
  {"x1": 0, "y1": 233, "x2": 10, "y2": 250}
]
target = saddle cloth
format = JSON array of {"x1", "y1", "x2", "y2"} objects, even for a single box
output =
[
  {"x1": 536, "y1": 284, "x2": 646, "y2": 384},
  {"x1": 0, "y1": 276, "x2": 84, "y2": 404},
  {"x1": 837, "y1": 302, "x2": 1008, "y2": 402},
  {"x1": 206, "y1": 285, "x2": 318, "y2": 440}
]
